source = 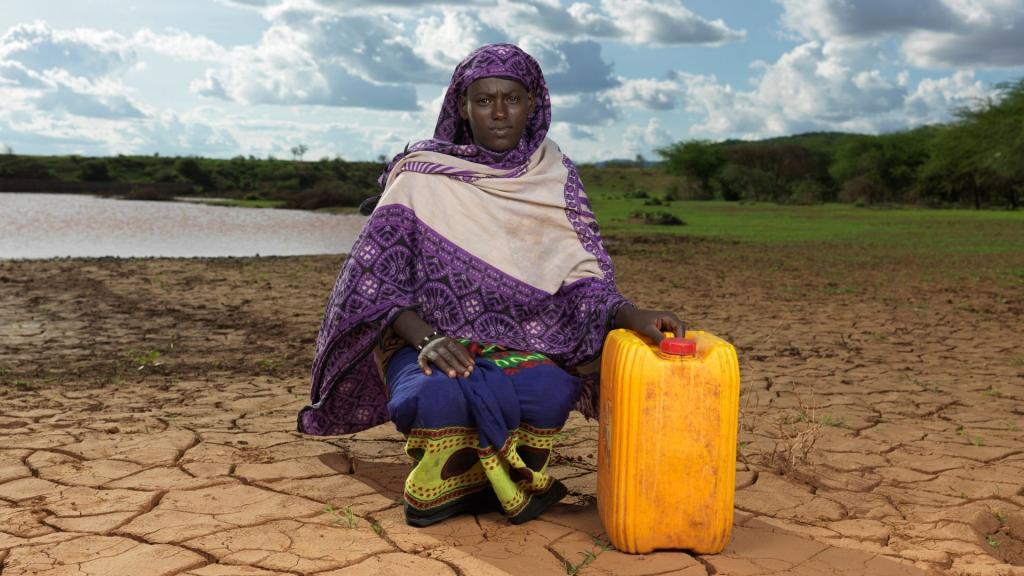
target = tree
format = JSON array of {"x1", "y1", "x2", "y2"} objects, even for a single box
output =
[
  {"x1": 725, "y1": 143, "x2": 822, "y2": 202},
  {"x1": 953, "y1": 79, "x2": 1024, "y2": 208},
  {"x1": 79, "y1": 160, "x2": 111, "y2": 182},
  {"x1": 917, "y1": 79, "x2": 1024, "y2": 209},
  {"x1": 291, "y1": 144, "x2": 309, "y2": 161},
  {"x1": 175, "y1": 157, "x2": 213, "y2": 192},
  {"x1": 656, "y1": 140, "x2": 724, "y2": 195}
]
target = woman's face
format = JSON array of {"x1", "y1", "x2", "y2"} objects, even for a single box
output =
[{"x1": 459, "y1": 77, "x2": 534, "y2": 152}]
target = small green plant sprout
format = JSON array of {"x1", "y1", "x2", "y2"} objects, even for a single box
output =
[
  {"x1": 322, "y1": 504, "x2": 338, "y2": 523},
  {"x1": 255, "y1": 358, "x2": 279, "y2": 371},
  {"x1": 954, "y1": 424, "x2": 984, "y2": 446},
  {"x1": 986, "y1": 534, "x2": 1000, "y2": 548},
  {"x1": 370, "y1": 520, "x2": 385, "y2": 536},
  {"x1": 783, "y1": 409, "x2": 809, "y2": 425},
  {"x1": 564, "y1": 535, "x2": 614, "y2": 575},
  {"x1": 819, "y1": 414, "x2": 844, "y2": 427},
  {"x1": 824, "y1": 284, "x2": 857, "y2": 295},
  {"x1": 14, "y1": 380, "x2": 34, "y2": 391},
  {"x1": 982, "y1": 386, "x2": 1002, "y2": 398},
  {"x1": 322, "y1": 504, "x2": 356, "y2": 528},
  {"x1": 129, "y1": 349, "x2": 163, "y2": 370}
]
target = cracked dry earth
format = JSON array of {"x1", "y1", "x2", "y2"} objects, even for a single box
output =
[{"x1": 0, "y1": 235, "x2": 1021, "y2": 576}]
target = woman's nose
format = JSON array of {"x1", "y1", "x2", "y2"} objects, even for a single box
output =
[{"x1": 494, "y1": 100, "x2": 507, "y2": 119}]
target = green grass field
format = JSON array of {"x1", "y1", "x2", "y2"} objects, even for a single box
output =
[
  {"x1": 590, "y1": 197, "x2": 1024, "y2": 256},
  {"x1": 184, "y1": 198, "x2": 286, "y2": 209}
]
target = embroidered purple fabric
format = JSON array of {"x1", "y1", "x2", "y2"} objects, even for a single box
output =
[{"x1": 298, "y1": 44, "x2": 626, "y2": 436}]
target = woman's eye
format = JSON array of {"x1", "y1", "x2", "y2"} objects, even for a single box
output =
[{"x1": 507, "y1": 96, "x2": 520, "y2": 103}]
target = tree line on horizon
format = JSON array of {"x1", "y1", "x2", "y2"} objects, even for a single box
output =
[
  {"x1": 0, "y1": 78, "x2": 1020, "y2": 210},
  {"x1": 657, "y1": 78, "x2": 1023, "y2": 209}
]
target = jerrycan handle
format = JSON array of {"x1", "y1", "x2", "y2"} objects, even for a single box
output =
[{"x1": 660, "y1": 335, "x2": 697, "y2": 357}]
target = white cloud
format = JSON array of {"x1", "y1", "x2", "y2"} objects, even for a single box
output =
[
  {"x1": 413, "y1": 8, "x2": 504, "y2": 71},
  {"x1": 298, "y1": 12, "x2": 446, "y2": 85},
  {"x1": 903, "y1": 70, "x2": 988, "y2": 123},
  {"x1": 132, "y1": 29, "x2": 229, "y2": 61},
  {"x1": 610, "y1": 77, "x2": 681, "y2": 110},
  {"x1": 487, "y1": 0, "x2": 620, "y2": 40},
  {"x1": 0, "y1": 89, "x2": 237, "y2": 156},
  {"x1": 676, "y1": 41, "x2": 993, "y2": 138},
  {"x1": 484, "y1": 0, "x2": 744, "y2": 46},
  {"x1": 776, "y1": 0, "x2": 959, "y2": 40},
  {"x1": 623, "y1": 118, "x2": 673, "y2": 157},
  {"x1": 189, "y1": 21, "x2": 420, "y2": 110},
  {"x1": 776, "y1": 0, "x2": 1024, "y2": 69},
  {"x1": 0, "y1": 22, "x2": 136, "y2": 80},
  {"x1": 568, "y1": 124, "x2": 598, "y2": 141},
  {"x1": 35, "y1": 84, "x2": 144, "y2": 119},
  {"x1": 0, "y1": 22, "x2": 149, "y2": 122},
  {"x1": 599, "y1": 0, "x2": 746, "y2": 45},
  {"x1": 0, "y1": 60, "x2": 47, "y2": 89},
  {"x1": 134, "y1": 112, "x2": 240, "y2": 156}
]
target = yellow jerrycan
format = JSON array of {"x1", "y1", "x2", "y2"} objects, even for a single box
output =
[{"x1": 597, "y1": 329, "x2": 740, "y2": 554}]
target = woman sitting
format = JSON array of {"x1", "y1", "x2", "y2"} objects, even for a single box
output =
[{"x1": 298, "y1": 43, "x2": 682, "y2": 527}]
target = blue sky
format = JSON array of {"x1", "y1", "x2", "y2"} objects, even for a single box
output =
[{"x1": 1, "y1": 0, "x2": 1022, "y2": 162}]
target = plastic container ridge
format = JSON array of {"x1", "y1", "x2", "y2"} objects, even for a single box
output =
[{"x1": 597, "y1": 329, "x2": 741, "y2": 554}]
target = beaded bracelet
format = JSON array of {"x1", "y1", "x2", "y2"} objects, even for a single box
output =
[{"x1": 415, "y1": 330, "x2": 442, "y2": 351}]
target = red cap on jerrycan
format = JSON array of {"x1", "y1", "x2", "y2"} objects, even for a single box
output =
[{"x1": 660, "y1": 337, "x2": 697, "y2": 356}]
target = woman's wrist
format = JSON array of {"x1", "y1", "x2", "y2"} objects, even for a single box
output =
[
  {"x1": 415, "y1": 330, "x2": 444, "y2": 351},
  {"x1": 612, "y1": 302, "x2": 637, "y2": 330},
  {"x1": 393, "y1": 310, "x2": 440, "y2": 349}
]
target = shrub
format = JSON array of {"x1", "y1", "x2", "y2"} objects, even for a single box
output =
[
  {"x1": 628, "y1": 210, "x2": 685, "y2": 226},
  {"x1": 839, "y1": 175, "x2": 883, "y2": 205},
  {"x1": 283, "y1": 180, "x2": 370, "y2": 210},
  {"x1": 122, "y1": 186, "x2": 176, "y2": 202},
  {"x1": 79, "y1": 160, "x2": 111, "y2": 182},
  {"x1": 664, "y1": 179, "x2": 706, "y2": 201},
  {"x1": 787, "y1": 179, "x2": 825, "y2": 205}
]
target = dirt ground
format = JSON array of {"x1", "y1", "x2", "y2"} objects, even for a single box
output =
[{"x1": 1, "y1": 235, "x2": 1022, "y2": 576}]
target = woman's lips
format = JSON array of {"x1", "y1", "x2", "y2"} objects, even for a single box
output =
[{"x1": 490, "y1": 127, "x2": 512, "y2": 135}]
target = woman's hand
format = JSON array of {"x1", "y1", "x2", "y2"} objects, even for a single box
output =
[
  {"x1": 392, "y1": 310, "x2": 474, "y2": 377},
  {"x1": 418, "y1": 336, "x2": 475, "y2": 378},
  {"x1": 614, "y1": 304, "x2": 684, "y2": 344}
]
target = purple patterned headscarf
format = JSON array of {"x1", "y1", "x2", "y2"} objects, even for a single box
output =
[{"x1": 378, "y1": 43, "x2": 552, "y2": 189}]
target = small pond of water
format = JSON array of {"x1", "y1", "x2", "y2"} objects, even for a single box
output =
[{"x1": 0, "y1": 193, "x2": 367, "y2": 260}]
